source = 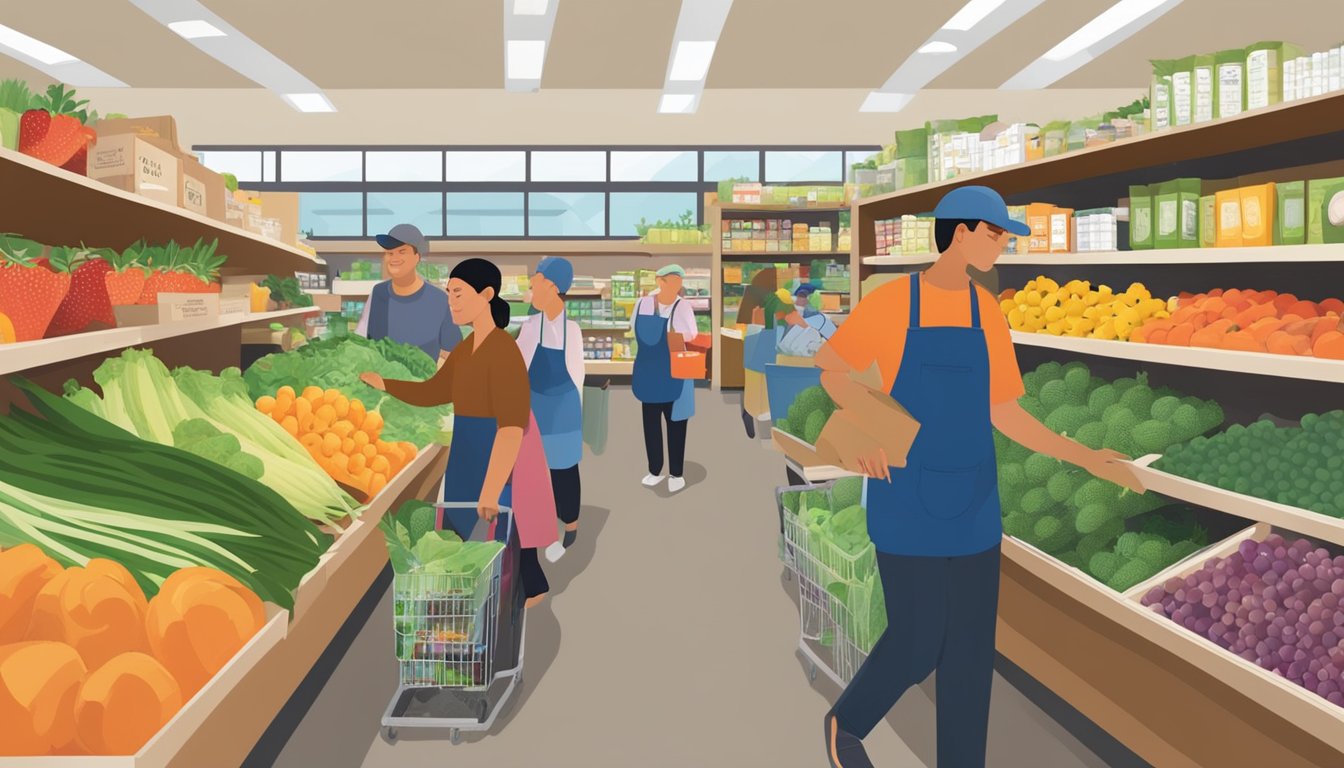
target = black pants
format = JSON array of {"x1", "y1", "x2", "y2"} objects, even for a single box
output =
[
  {"x1": 833, "y1": 545, "x2": 1001, "y2": 768},
  {"x1": 641, "y1": 401, "x2": 687, "y2": 478},
  {"x1": 550, "y1": 466, "x2": 581, "y2": 525},
  {"x1": 519, "y1": 547, "x2": 549, "y2": 598}
]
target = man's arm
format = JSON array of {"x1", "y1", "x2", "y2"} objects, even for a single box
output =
[
  {"x1": 815, "y1": 342, "x2": 891, "y2": 480},
  {"x1": 991, "y1": 401, "x2": 1144, "y2": 492}
]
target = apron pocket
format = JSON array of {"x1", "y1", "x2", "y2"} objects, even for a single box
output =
[{"x1": 917, "y1": 464, "x2": 982, "y2": 520}]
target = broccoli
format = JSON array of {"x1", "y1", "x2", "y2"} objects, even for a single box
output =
[
  {"x1": 776, "y1": 417, "x2": 794, "y2": 436},
  {"x1": 1089, "y1": 552, "x2": 1122, "y2": 582},
  {"x1": 999, "y1": 462, "x2": 1026, "y2": 490},
  {"x1": 803, "y1": 410, "x2": 829, "y2": 445},
  {"x1": 1037, "y1": 361, "x2": 1063, "y2": 380},
  {"x1": 1057, "y1": 550, "x2": 1086, "y2": 570},
  {"x1": 1063, "y1": 367, "x2": 1091, "y2": 401},
  {"x1": 1170, "y1": 404, "x2": 1202, "y2": 440},
  {"x1": 1075, "y1": 502, "x2": 1114, "y2": 534},
  {"x1": 1199, "y1": 401, "x2": 1225, "y2": 432},
  {"x1": 1021, "y1": 487, "x2": 1052, "y2": 516},
  {"x1": 1135, "y1": 538, "x2": 1172, "y2": 566},
  {"x1": 396, "y1": 500, "x2": 439, "y2": 547},
  {"x1": 1020, "y1": 396, "x2": 1049, "y2": 421},
  {"x1": 1028, "y1": 515, "x2": 1075, "y2": 553},
  {"x1": 1023, "y1": 453, "x2": 1058, "y2": 484},
  {"x1": 1168, "y1": 540, "x2": 1202, "y2": 562},
  {"x1": 1108, "y1": 558, "x2": 1160, "y2": 591},
  {"x1": 1077, "y1": 518, "x2": 1125, "y2": 562},
  {"x1": 1120, "y1": 385, "x2": 1156, "y2": 417},
  {"x1": 1115, "y1": 531, "x2": 1143, "y2": 559},
  {"x1": 1073, "y1": 478, "x2": 1113, "y2": 509},
  {"x1": 1039, "y1": 380, "x2": 1070, "y2": 411},
  {"x1": 1075, "y1": 422, "x2": 1107, "y2": 450},
  {"x1": 1003, "y1": 512, "x2": 1032, "y2": 538},
  {"x1": 1132, "y1": 419, "x2": 1174, "y2": 455},
  {"x1": 1022, "y1": 371, "x2": 1043, "y2": 397},
  {"x1": 1047, "y1": 471, "x2": 1078, "y2": 503},
  {"x1": 1045, "y1": 405, "x2": 1092, "y2": 437},
  {"x1": 1150, "y1": 395, "x2": 1181, "y2": 422},
  {"x1": 1061, "y1": 361, "x2": 1090, "y2": 379},
  {"x1": 1088, "y1": 385, "x2": 1119, "y2": 416},
  {"x1": 1103, "y1": 403, "x2": 1135, "y2": 424}
]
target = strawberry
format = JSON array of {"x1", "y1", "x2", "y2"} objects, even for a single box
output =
[
  {"x1": 105, "y1": 242, "x2": 149, "y2": 306},
  {"x1": 45, "y1": 246, "x2": 116, "y2": 337},
  {"x1": 19, "y1": 84, "x2": 97, "y2": 169},
  {"x1": 59, "y1": 143, "x2": 90, "y2": 175},
  {"x1": 138, "y1": 238, "x2": 224, "y2": 303},
  {"x1": 18, "y1": 109, "x2": 50, "y2": 152},
  {"x1": 0, "y1": 235, "x2": 72, "y2": 341}
]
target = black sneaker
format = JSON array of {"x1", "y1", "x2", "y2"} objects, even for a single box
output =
[
  {"x1": 824, "y1": 712, "x2": 874, "y2": 768},
  {"x1": 562, "y1": 530, "x2": 577, "y2": 548},
  {"x1": 742, "y1": 408, "x2": 756, "y2": 438}
]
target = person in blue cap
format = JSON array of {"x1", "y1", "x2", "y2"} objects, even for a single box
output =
[
  {"x1": 516, "y1": 256, "x2": 586, "y2": 561},
  {"x1": 790, "y1": 283, "x2": 838, "y2": 340},
  {"x1": 355, "y1": 223, "x2": 461, "y2": 364},
  {"x1": 815, "y1": 186, "x2": 1144, "y2": 768}
]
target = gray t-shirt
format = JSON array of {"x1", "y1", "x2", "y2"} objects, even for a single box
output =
[{"x1": 356, "y1": 281, "x2": 461, "y2": 360}]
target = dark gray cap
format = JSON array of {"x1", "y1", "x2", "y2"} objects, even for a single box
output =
[{"x1": 375, "y1": 223, "x2": 429, "y2": 256}]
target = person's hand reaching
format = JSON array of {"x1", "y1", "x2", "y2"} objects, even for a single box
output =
[
  {"x1": 359, "y1": 372, "x2": 386, "y2": 391},
  {"x1": 1084, "y1": 448, "x2": 1145, "y2": 493}
]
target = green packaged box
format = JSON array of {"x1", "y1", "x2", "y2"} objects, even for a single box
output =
[
  {"x1": 1129, "y1": 184, "x2": 1154, "y2": 250},
  {"x1": 1321, "y1": 180, "x2": 1344, "y2": 244},
  {"x1": 1246, "y1": 41, "x2": 1302, "y2": 110},
  {"x1": 1194, "y1": 54, "x2": 1216, "y2": 124},
  {"x1": 894, "y1": 127, "x2": 928, "y2": 159},
  {"x1": 1307, "y1": 177, "x2": 1344, "y2": 244},
  {"x1": 894, "y1": 157, "x2": 928, "y2": 189},
  {"x1": 1275, "y1": 181, "x2": 1306, "y2": 245},
  {"x1": 1041, "y1": 121, "x2": 1069, "y2": 157},
  {"x1": 1200, "y1": 195, "x2": 1218, "y2": 247},
  {"x1": 1216, "y1": 49, "x2": 1246, "y2": 119},
  {"x1": 1155, "y1": 178, "x2": 1202, "y2": 249},
  {"x1": 1172, "y1": 56, "x2": 1195, "y2": 127},
  {"x1": 1150, "y1": 60, "x2": 1174, "y2": 131}
]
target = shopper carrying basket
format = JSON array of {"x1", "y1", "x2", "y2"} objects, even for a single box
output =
[
  {"x1": 361, "y1": 258, "x2": 555, "y2": 608},
  {"x1": 816, "y1": 186, "x2": 1146, "y2": 768},
  {"x1": 632, "y1": 264, "x2": 700, "y2": 495}
]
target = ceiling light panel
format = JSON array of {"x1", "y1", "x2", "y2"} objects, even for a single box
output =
[
  {"x1": 503, "y1": 0, "x2": 559, "y2": 90},
  {"x1": 126, "y1": 0, "x2": 331, "y2": 110},
  {"x1": 0, "y1": 22, "x2": 126, "y2": 86},
  {"x1": 659, "y1": 93, "x2": 697, "y2": 114},
  {"x1": 669, "y1": 40, "x2": 717, "y2": 82},
  {"x1": 659, "y1": 0, "x2": 734, "y2": 114},
  {"x1": 1002, "y1": 0, "x2": 1182, "y2": 89},
  {"x1": 862, "y1": 0, "x2": 1043, "y2": 112}
]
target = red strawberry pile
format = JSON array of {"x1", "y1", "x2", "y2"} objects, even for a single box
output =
[
  {"x1": 18, "y1": 84, "x2": 97, "y2": 174},
  {"x1": 46, "y1": 246, "x2": 117, "y2": 336},
  {"x1": 0, "y1": 235, "x2": 71, "y2": 342},
  {"x1": 136, "y1": 239, "x2": 225, "y2": 304},
  {"x1": 105, "y1": 241, "x2": 149, "y2": 307}
]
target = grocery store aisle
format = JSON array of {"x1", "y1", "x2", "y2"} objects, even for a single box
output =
[{"x1": 268, "y1": 387, "x2": 1138, "y2": 768}]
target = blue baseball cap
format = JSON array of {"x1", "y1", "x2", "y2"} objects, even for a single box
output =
[
  {"x1": 932, "y1": 186, "x2": 1030, "y2": 236},
  {"x1": 793, "y1": 283, "x2": 820, "y2": 297},
  {"x1": 535, "y1": 256, "x2": 574, "y2": 293}
]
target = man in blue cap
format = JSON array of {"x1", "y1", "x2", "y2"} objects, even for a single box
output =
[
  {"x1": 815, "y1": 186, "x2": 1143, "y2": 768},
  {"x1": 355, "y1": 223, "x2": 460, "y2": 364}
]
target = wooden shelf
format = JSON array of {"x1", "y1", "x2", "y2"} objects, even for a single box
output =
[
  {"x1": 312, "y1": 239, "x2": 714, "y2": 256},
  {"x1": 716, "y1": 203, "x2": 850, "y2": 213},
  {"x1": 996, "y1": 244, "x2": 1344, "y2": 266},
  {"x1": 0, "y1": 146, "x2": 320, "y2": 277},
  {"x1": 1010, "y1": 331, "x2": 1344, "y2": 383},
  {"x1": 585, "y1": 359, "x2": 633, "y2": 375},
  {"x1": 1130, "y1": 454, "x2": 1344, "y2": 547},
  {"x1": 855, "y1": 91, "x2": 1344, "y2": 221},
  {"x1": 862, "y1": 254, "x2": 937, "y2": 266},
  {"x1": 0, "y1": 308, "x2": 320, "y2": 376}
]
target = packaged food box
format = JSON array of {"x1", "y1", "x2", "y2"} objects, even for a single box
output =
[
  {"x1": 1200, "y1": 195, "x2": 1218, "y2": 247},
  {"x1": 1155, "y1": 178, "x2": 1202, "y2": 249},
  {"x1": 1274, "y1": 181, "x2": 1307, "y2": 245},
  {"x1": 1171, "y1": 56, "x2": 1194, "y2": 127},
  {"x1": 1026, "y1": 202, "x2": 1053, "y2": 253},
  {"x1": 1128, "y1": 185, "x2": 1154, "y2": 250},
  {"x1": 179, "y1": 155, "x2": 226, "y2": 221},
  {"x1": 1149, "y1": 60, "x2": 1174, "y2": 131},
  {"x1": 1321, "y1": 180, "x2": 1344, "y2": 244},
  {"x1": 1239, "y1": 183, "x2": 1276, "y2": 247},
  {"x1": 1194, "y1": 53, "x2": 1217, "y2": 123},
  {"x1": 88, "y1": 134, "x2": 180, "y2": 207},
  {"x1": 1215, "y1": 188, "x2": 1244, "y2": 247},
  {"x1": 1216, "y1": 49, "x2": 1246, "y2": 119},
  {"x1": 1246, "y1": 41, "x2": 1301, "y2": 109},
  {"x1": 1004, "y1": 205, "x2": 1028, "y2": 254},
  {"x1": 1049, "y1": 207, "x2": 1074, "y2": 253},
  {"x1": 1307, "y1": 177, "x2": 1344, "y2": 243}
]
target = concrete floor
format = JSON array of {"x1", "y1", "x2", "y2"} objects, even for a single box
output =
[{"x1": 264, "y1": 387, "x2": 1140, "y2": 768}]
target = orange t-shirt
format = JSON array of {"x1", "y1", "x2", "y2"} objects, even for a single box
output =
[{"x1": 828, "y1": 275, "x2": 1024, "y2": 405}]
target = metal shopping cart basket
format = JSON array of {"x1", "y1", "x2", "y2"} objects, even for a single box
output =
[{"x1": 380, "y1": 505, "x2": 525, "y2": 745}]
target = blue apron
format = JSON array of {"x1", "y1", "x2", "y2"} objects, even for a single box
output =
[
  {"x1": 440, "y1": 415, "x2": 515, "y2": 539},
  {"x1": 743, "y1": 326, "x2": 780, "y2": 373},
  {"x1": 866, "y1": 276, "x2": 1001, "y2": 557},
  {"x1": 528, "y1": 314, "x2": 583, "y2": 470},
  {"x1": 632, "y1": 298, "x2": 684, "y2": 405}
]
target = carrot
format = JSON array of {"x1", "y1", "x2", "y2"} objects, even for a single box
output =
[
  {"x1": 1266, "y1": 330, "x2": 1311, "y2": 356},
  {"x1": 280, "y1": 416, "x2": 299, "y2": 436},
  {"x1": 1312, "y1": 316, "x2": 1342, "y2": 344},
  {"x1": 320, "y1": 433, "x2": 341, "y2": 457},
  {"x1": 347, "y1": 400, "x2": 366, "y2": 429},
  {"x1": 1233, "y1": 302, "x2": 1276, "y2": 328},
  {"x1": 1191, "y1": 325, "x2": 1232, "y2": 348},
  {"x1": 1285, "y1": 318, "x2": 1317, "y2": 336},
  {"x1": 1220, "y1": 331, "x2": 1262, "y2": 352},
  {"x1": 1314, "y1": 331, "x2": 1344, "y2": 360},
  {"x1": 1166, "y1": 323, "x2": 1195, "y2": 346},
  {"x1": 1145, "y1": 328, "x2": 1169, "y2": 344},
  {"x1": 1247, "y1": 317, "x2": 1287, "y2": 343},
  {"x1": 353, "y1": 431, "x2": 371, "y2": 449},
  {"x1": 1273, "y1": 293, "x2": 1299, "y2": 314},
  {"x1": 255, "y1": 396, "x2": 276, "y2": 415},
  {"x1": 144, "y1": 568, "x2": 264, "y2": 700},
  {"x1": 0, "y1": 641, "x2": 86, "y2": 755},
  {"x1": 1319, "y1": 298, "x2": 1344, "y2": 315},
  {"x1": 1209, "y1": 288, "x2": 1224, "y2": 298},
  {"x1": 1286, "y1": 300, "x2": 1319, "y2": 319},
  {"x1": 75, "y1": 652, "x2": 181, "y2": 756},
  {"x1": 301, "y1": 386, "x2": 323, "y2": 402},
  {"x1": 1204, "y1": 297, "x2": 1227, "y2": 314}
]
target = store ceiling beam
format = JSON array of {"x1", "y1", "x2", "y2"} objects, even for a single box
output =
[
  {"x1": 124, "y1": 0, "x2": 333, "y2": 112},
  {"x1": 503, "y1": 0, "x2": 560, "y2": 91},
  {"x1": 659, "y1": 0, "x2": 733, "y2": 114},
  {"x1": 1002, "y1": 0, "x2": 1184, "y2": 89},
  {"x1": 0, "y1": 22, "x2": 125, "y2": 87},
  {"x1": 860, "y1": 0, "x2": 1044, "y2": 112}
]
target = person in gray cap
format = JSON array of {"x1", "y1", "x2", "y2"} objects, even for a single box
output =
[{"x1": 355, "y1": 223, "x2": 461, "y2": 363}]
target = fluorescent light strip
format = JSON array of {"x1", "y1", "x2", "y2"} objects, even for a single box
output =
[
  {"x1": 127, "y1": 0, "x2": 331, "y2": 111},
  {"x1": 513, "y1": 0, "x2": 549, "y2": 15},
  {"x1": 862, "y1": 0, "x2": 1043, "y2": 112},
  {"x1": 659, "y1": 94, "x2": 697, "y2": 114},
  {"x1": 0, "y1": 23, "x2": 126, "y2": 86},
  {"x1": 503, "y1": 0, "x2": 559, "y2": 90},
  {"x1": 669, "y1": 40, "x2": 717, "y2": 81},
  {"x1": 659, "y1": 0, "x2": 734, "y2": 114},
  {"x1": 507, "y1": 40, "x2": 547, "y2": 80},
  {"x1": 1002, "y1": 0, "x2": 1182, "y2": 89}
]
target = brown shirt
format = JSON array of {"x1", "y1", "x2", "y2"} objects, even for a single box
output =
[{"x1": 384, "y1": 326, "x2": 531, "y2": 429}]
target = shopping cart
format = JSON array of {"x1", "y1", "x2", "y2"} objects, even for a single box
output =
[{"x1": 380, "y1": 505, "x2": 525, "y2": 745}]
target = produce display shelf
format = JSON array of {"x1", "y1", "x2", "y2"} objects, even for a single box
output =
[
  {"x1": 1010, "y1": 331, "x2": 1344, "y2": 383},
  {"x1": 585, "y1": 359, "x2": 633, "y2": 375},
  {"x1": 311, "y1": 239, "x2": 714, "y2": 256},
  {"x1": 721, "y1": 251, "x2": 851, "y2": 262},
  {"x1": 854, "y1": 91, "x2": 1344, "y2": 221},
  {"x1": 997, "y1": 244, "x2": 1344, "y2": 266},
  {"x1": 1129, "y1": 454, "x2": 1344, "y2": 547},
  {"x1": 330, "y1": 279, "x2": 380, "y2": 296},
  {"x1": 716, "y1": 203, "x2": 851, "y2": 213},
  {"x1": 0, "y1": 308, "x2": 320, "y2": 376},
  {"x1": 999, "y1": 530, "x2": 1344, "y2": 766},
  {"x1": 0, "y1": 146, "x2": 320, "y2": 277},
  {"x1": 861, "y1": 254, "x2": 938, "y2": 266}
]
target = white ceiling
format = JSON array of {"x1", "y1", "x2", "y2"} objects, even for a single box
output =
[{"x1": 2, "y1": 0, "x2": 1339, "y2": 91}]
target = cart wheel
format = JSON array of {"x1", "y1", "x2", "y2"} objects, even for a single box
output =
[
  {"x1": 384, "y1": 727, "x2": 398, "y2": 743},
  {"x1": 451, "y1": 729, "x2": 462, "y2": 745},
  {"x1": 808, "y1": 662, "x2": 818, "y2": 682}
]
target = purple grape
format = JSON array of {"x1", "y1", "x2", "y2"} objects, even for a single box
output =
[
  {"x1": 1204, "y1": 593, "x2": 1219, "y2": 608},
  {"x1": 1333, "y1": 579, "x2": 1344, "y2": 597},
  {"x1": 1281, "y1": 645, "x2": 1296, "y2": 663},
  {"x1": 1300, "y1": 564, "x2": 1316, "y2": 579},
  {"x1": 1196, "y1": 617, "x2": 1213, "y2": 634},
  {"x1": 1329, "y1": 692, "x2": 1344, "y2": 706},
  {"x1": 1239, "y1": 540, "x2": 1258, "y2": 560}
]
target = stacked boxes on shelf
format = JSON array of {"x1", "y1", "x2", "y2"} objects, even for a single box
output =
[
  {"x1": 726, "y1": 183, "x2": 846, "y2": 207},
  {"x1": 339, "y1": 260, "x2": 382, "y2": 281},
  {"x1": 1073, "y1": 209, "x2": 1126, "y2": 253},
  {"x1": 872, "y1": 215, "x2": 934, "y2": 256},
  {"x1": 724, "y1": 218, "x2": 836, "y2": 253}
]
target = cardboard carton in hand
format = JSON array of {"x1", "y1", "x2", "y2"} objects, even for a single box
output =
[{"x1": 817, "y1": 384, "x2": 920, "y2": 477}]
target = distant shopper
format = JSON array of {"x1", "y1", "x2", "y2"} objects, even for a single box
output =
[
  {"x1": 735, "y1": 267, "x2": 804, "y2": 437},
  {"x1": 516, "y1": 257, "x2": 585, "y2": 562},
  {"x1": 791, "y1": 283, "x2": 838, "y2": 340},
  {"x1": 632, "y1": 264, "x2": 699, "y2": 494},
  {"x1": 355, "y1": 223, "x2": 461, "y2": 364},
  {"x1": 361, "y1": 258, "x2": 555, "y2": 608}
]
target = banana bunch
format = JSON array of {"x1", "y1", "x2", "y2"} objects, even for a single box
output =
[{"x1": 1001, "y1": 276, "x2": 1173, "y2": 340}]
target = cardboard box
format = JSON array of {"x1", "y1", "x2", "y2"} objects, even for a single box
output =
[
  {"x1": 93, "y1": 115, "x2": 183, "y2": 154},
  {"x1": 1026, "y1": 202, "x2": 1053, "y2": 253},
  {"x1": 814, "y1": 383, "x2": 921, "y2": 472},
  {"x1": 1275, "y1": 181, "x2": 1307, "y2": 245},
  {"x1": 1155, "y1": 178, "x2": 1201, "y2": 249},
  {"x1": 1128, "y1": 185, "x2": 1154, "y2": 249},
  {"x1": 112, "y1": 304, "x2": 158, "y2": 328},
  {"x1": 261, "y1": 191, "x2": 301, "y2": 245},
  {"x1": 1308, "y1": 177, "x2": 1344, "y2": 243},
  {"x1": 88, "y1": 134, "x2": 180, "y2": 206},
  {"x1": 219, "y1": 297, "x2": 249, "y2": 317},
  {"x1": 158, "y1": 293, "x2": 220, "y2": 323},
  {"x1": 180, "y1": 155, "x2": 226, "y2": 221}
]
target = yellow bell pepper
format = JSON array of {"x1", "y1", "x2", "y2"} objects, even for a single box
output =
[{"x1": 0, "y1": 312, "x2": 14, "y2": 344}]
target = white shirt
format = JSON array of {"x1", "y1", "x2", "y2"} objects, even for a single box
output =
[
  {"x1": 633, "y1": 296, "x2": 698, "y2": 342},
  {"x1": 516, "y1": 312, "x2": 585, "y2": 401}
]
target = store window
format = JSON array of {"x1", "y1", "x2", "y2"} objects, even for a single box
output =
[
  {"x1": 367, "y1": 192, "x2": 443, "y2": 237},
  {"x1": 281, "y1": 151, "x2": 363, "y2": 182},
  {"x1": 609, "y1": 192, "x2": 698, "y2": 237},
  {"x1": 366, "y1": 151, "x2": 443, "y2": 182},
  {"x1": 299, "y1": 192, "x2": 365, "y2": 237},
  {"x1": 527, "y1": 192, "x2": 605, "y2": 236},
  {"x1": 446, "y1": 192, "x2": 525, "y2": 236},
  {"x1": 846, "y1": 150, "x2": 879, "y2": 172},
  {"x1": 262, "y1": 150, "x2": 277, "y2": 182},
  {"x1": 609, "y1": 151, "x2": 697, "y2": 182},
  {"x1": 703, "y1": 150, "x2": 759, "y2": 182},
  {"x1": 445, "y1": 151, "x2": 526, "y2": 182},
  {"x1": 197, "y1": 151, "x2": 263, "y2": 183},
  {"x1": 530, "y1": 151, "x2": 606, "y2": 182},
  {"x1": 765, "y1": 150, "x2": 843, "y2": 183}
]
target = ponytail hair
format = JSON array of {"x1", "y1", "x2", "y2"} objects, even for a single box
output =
[{"x1": 450, "y1": 258, "x2": 510, "y2": 329}]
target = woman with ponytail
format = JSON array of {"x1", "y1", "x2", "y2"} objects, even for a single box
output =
[{"x1": 361, "y1": 258, "x2": 555, "y2": 606}]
